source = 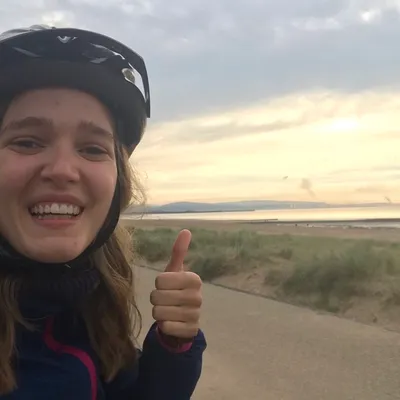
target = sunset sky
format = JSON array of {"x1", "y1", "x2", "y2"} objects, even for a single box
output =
[{"x1": 2, "y1": 1, "x2": 400, "y2": 204}]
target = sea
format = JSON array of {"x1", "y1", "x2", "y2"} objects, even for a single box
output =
[{"x1": 122, "y1": 205, "x2": 400, "y2": 229}]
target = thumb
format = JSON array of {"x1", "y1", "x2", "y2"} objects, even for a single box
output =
[{"x1": 164, "y1": 229, "x2": 192, "y2": 273}]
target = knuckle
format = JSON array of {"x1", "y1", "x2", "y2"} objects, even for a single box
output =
[
  {"x1": 183, "y1": 290, "x2": 202, "y2": 306},
  {"x1": 150, "y1": 290, "x2": 158, "y2": 305},
  {"x1": 160, "y1": 321, "x2": 174, "y2": 335},
  {"x1": 152, "y1": 306, "x2": 158, "y2": 320},
  {"x1": 188, "y1": 324, "x2": 199, "y2": 337},
  {"x1": 157, "y1": 320, "x2": 166, "y2": 332},
  {"x1": 155, "y1": 273, "x2": 167, "y2": 289},
  {"x1": 152, "y1": 305, "x2": 163, "y2": 320},
  {"x1": 155, "y1": 276, "x2": 162, "y2": 289},
  {"x1": 187, "y1": 272, "x2": 202, "y2": 285},
  {"x1": 187, "y1": 309, "x2": 200, "y2": 322},
  {"x1": 191, "y1": 292, "x2": 203, "y2": 307},
  {"x1": 181, "y1": 307, "x2": 200, "y2": 322},
  {"x1": 195, "y1": 294, "x2": 203, "y2": 307}
]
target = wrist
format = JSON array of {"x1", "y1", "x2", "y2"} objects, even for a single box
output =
[{"x1": 155, "y1": 324, "x2": 194, "y2": 352}]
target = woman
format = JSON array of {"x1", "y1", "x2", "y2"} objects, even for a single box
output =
[{"x1": 0, "y1": 25, "x2": 206, "y2": 399}]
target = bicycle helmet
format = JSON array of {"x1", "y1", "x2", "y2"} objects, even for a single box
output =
[
  {"x1": 0, "y1": 25, "x2": 151, "y2": 270},
  {"x1": 0, "y1": 24, "x2": 151, "y2": 155}
]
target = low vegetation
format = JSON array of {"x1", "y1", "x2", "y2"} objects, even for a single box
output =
[{"x1": 130, "y1": 226, "x2": 400, "y2": 322}]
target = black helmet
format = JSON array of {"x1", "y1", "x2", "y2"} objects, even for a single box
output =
[
  {"x1": 0, "y1": 24, "x2": 151, "y2": 154},
  {"x1": 0, "y1": 25, "x2": 151, "y2": 272}
]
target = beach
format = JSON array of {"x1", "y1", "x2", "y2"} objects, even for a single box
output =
[
  {"x1": 122, "y1": 216, "x2": 400, "y2": 333},
  {"x1": 121, "y1": 216, "x2": 400, "y2": 242},
  {"x1": 136, "y1": 266, "x2": 400, "y2": 400}
]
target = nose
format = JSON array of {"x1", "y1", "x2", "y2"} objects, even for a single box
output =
[{"x1": 40, "y1": 143, "x2": 80, "y2": 186}]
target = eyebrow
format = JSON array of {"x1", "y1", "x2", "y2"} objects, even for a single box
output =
[
  {"x1": 1, "y1": 116, "x2": 114, "y2": 140},
  {"x1": 1, "y1": 116, "x2": 52, "y2": 133},
  {"x1": 77, "y1": 120, "x2": 114, "y2": 140}
]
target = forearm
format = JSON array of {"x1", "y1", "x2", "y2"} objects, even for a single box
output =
[{"x1": 134, "y1": 322, "x2": 207, "y2": 399}]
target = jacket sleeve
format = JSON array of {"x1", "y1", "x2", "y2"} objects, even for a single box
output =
[{"x1": 102, "y1": 322, "x2": 207, "y2": 399}]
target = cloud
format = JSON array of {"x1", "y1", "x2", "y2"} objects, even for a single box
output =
[
  {"x1": 133, "y1": 88, "x2": 400, "y2": 203},
  {"x1": 2, "y1": 0, "x2": 400, "y2": 122},
  {"x1": 355, "y1": 184, "x2": 391, "y2": 194},
  {"x1": 1, "y1": 1, "x2": 400, "y2": 203}
]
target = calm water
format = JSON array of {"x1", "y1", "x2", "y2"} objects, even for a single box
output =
[{"x1": 124, "y1": 205, "x2": 400, "y2": 228}]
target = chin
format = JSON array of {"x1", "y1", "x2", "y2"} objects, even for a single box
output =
[
  {"x1": 29, "y1": 253, "x2": 81, "y2": 264},
  {"x1": 24, "y1": 244, "x2": 88, "y2": 264}
]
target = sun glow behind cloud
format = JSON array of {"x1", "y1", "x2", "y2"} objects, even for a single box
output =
[
  {"x1": 2, "y1": 0, "x2": 400, "y2": 205},
  {"x1": 133, "y1": 88, "x2": 400, "y2": 204}
]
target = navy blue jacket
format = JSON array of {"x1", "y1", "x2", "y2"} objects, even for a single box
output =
[{"x1": 3, "y1": 311, "x2": 207, "y2": 399}]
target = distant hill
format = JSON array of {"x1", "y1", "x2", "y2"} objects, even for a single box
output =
[{"x1": 125, "y1": 200, "x2": 329, "y2": 214}]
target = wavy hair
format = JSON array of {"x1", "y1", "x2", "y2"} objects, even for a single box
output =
[{"x1": 0, "y1": 141, "x2": 145, "y2": 393}]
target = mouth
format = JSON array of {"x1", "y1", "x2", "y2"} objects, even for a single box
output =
[{"x1": 29, "y1": 203, "x2": 84, "y2": 220}]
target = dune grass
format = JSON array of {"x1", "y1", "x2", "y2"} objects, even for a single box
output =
[{"x1": 130, "y1": 226, "x2": 400, "y2": 313}]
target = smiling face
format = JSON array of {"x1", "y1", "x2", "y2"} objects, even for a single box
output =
[{"x1": 0, "y1": 88, "x2": 118, "y2": 263}]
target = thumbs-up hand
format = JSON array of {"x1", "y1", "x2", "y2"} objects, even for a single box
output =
[{"x1": 150, "y1": 229, "x2": 202, "y2": 340}]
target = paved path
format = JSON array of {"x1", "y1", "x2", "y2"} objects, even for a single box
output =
[{"x1": 135, "y1": 267, "x2": 400, "y2": 400}]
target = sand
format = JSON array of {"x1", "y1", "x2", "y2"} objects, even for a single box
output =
[
  {"x1": 137, "y1": 266, "x2": 400, "y2": 399},
  {"x1": 121, "y1": 216, "x2": 400, "y2": 242},
  {"x1": 122, "y1": 217, "x2": 400, "y2": 332}
]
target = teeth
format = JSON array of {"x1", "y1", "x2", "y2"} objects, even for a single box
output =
[{"x1": 29, "y1": 203, "x2": 82, "y2": 216}]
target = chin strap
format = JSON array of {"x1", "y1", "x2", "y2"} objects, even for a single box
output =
[
  {"x1": 67, "y1": 171, "x2": 122, "y2": 267},
  {"x1": 0, "y1": 184, "x2": 121, "y2": 275},
  {"x1": 0, "y1": 140, "x2": 125, "y2": 274}
]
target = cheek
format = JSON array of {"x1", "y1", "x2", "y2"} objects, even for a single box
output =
[
  {"x1": 0, "y1": 162, "x2": 32, "y2": 234},
  {"x1": 88, "y1": 167, "x2": 118, "y2": 208},
  {"x1": 0, "y1": 161, "x2": 33, "y2": 201}
]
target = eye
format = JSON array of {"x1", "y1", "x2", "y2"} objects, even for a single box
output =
[
  {"x1": 9, "y1": 138, "x2": 43, "y2": 151},
  {"x1": 79, "y1": 145, "x2": 113, "y2": 159},
  {"x1": 81, "y1": 146, "x2": 107, "y2": 155}
]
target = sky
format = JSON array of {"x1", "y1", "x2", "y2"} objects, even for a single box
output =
[{"x1": 1, "y1": 0, "x2": 400, "y2": 205}]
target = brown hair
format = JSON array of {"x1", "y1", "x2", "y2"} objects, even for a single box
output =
[{"x1": 0, "y1": 142, "x2": 145, "y2": 393}]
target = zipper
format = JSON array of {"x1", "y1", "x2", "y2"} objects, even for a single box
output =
[{"x1": 43, "y1": 317, "x2": 97, "y2": 400}]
